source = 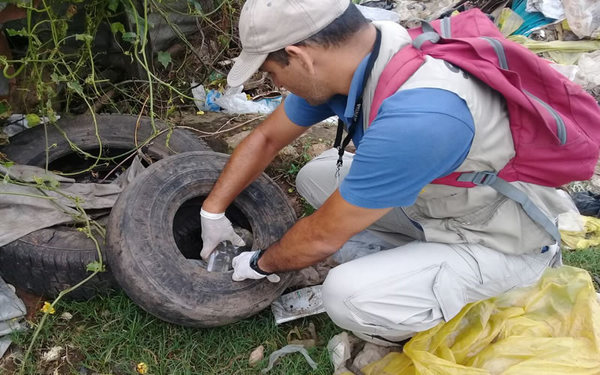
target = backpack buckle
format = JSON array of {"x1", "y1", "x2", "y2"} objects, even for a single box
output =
[{"x1": 458, "y1": 171, "x2": 498, "y2": 186}]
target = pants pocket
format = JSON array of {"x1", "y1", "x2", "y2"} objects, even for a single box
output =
[{"x1": 344, "y1": 263, "x2": 468, "y2": 334}]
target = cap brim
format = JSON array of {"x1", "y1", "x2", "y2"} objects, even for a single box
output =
[{"x1": 227, "y1": 50, "x2": 268, "y2": 88}]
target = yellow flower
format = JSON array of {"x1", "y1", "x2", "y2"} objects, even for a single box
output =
[
  {"x1": 40, "y1": 302, "x2": 55, "y2": 314},
  {"x1": 136, "y1": 362, "x2": 148, "y2": 374}
]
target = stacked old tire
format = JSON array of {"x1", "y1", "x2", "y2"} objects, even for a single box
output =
[
  {"x1": 0, "y1": 114, "x2": 210, "y2": 300},
  {"x1": 1, "y1": 114, "x2": 298, "y2": 327}
]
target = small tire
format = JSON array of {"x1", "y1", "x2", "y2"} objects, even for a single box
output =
[
  {"x1": 106, "y1": 151, "x2": 297, "y2": 327},
  {"x1": 0, "y1": 114, "x2": 210, "y2": 299}
]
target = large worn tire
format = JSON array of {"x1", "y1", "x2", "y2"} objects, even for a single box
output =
[
  {"x1": 106, "y1": 151, "x2": 297, "y2": 327},
  {"x1": 0, "y1": 114, "x2": 210, "y2": 299}
]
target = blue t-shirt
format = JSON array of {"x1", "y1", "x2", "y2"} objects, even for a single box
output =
[{"x1": 284, "y1": 55, "x2": 475, "y2": 209}]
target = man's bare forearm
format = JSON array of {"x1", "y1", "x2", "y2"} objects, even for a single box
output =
[
  {"x1": 257, "y1": 190, "x2": 393, "y2": 272},
  {"x1": 202, "y1": 105, "x2": 307, "y2": 213}
]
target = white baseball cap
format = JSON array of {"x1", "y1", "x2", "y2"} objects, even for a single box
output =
[{"x1": 227, "y1": 0, "x2": 351, "y2": 87}]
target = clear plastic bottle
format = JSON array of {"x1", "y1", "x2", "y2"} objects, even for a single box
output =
[{"x1": 207, "y1": 241, "x2": 239, "y2": 272}]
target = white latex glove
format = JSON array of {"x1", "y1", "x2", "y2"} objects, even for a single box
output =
[
  {"x1": 200, "y1": 208, "x2": 245, "y2": 260},
  {"x1": 232, "y1": 250, "x2": 280, "y2": 283}
]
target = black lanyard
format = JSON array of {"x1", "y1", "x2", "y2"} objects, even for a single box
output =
[{"x1": 333, "y1": 28, "x2": 382, "y2": 171}]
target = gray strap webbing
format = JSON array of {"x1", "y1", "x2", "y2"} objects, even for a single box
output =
[
  {"x1": 457, "y1": 172, "x2": 561, "y2": 242},
  {"x1": 441, "y1": 17, "x2": 452, "y2": 38},
  {"x1": 413, "y1": 32, "x2": 440, "y2": 49}
]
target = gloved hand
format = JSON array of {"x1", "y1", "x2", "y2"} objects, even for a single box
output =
[
  {"x1": 200, "y1": 208, "x2": 245, "y2": 260},
  {"x1": 232, "y1": 250, "x2": 280, "y2": 283}
]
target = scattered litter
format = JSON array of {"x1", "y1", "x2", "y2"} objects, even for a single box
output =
[
  {"x1": 576, "y1": 50, "x2": 600, "y2": 90},
  {"x1": 561, "y1": 215, "x2": 600, "y2": 249},
  {"x1": 508, "y1": 35, "x2": 600, "y2": 65},
  {"x1": 41, "y1": 346, "x2": 63, "y2": 362},
  {"x1": 562, "y1": 0, "x2": 600, "y2": 38},
  {"x1": 327, "y1": 332, "x2": 353, "y2": 375},
  {"x1": 392, "y1": 0, "x2": 455, "y2": 27},
  {"x1": 248, "y1": 345, "x2": 264, "y2": 367},
  {"x1": 271, "y1": 285, "x2": 325, "y2": 324},
  {"x1": 512, "y1": 0, "x2": 562, "y2": 36},
  {"x1": 356, "y1": 4, "x2": 400, "y2": 22},
  {"x1": 191, "y1": 82, "x2": 207, "y2": 112},
  {"x1": 207, "y1": 241, "x2": 242, "y2": 272},
  {"x1": 287, "y1": 322, "x2": 318, "y2": 348},
  {"x1": 1, "y1": 114, "x2": 61, "y2": 138},
  {"x1": 351, "y1": 343, "x2": 397, "y2": 371},
  {"x1": 211, "y1": 86, "x2": 281, "y2": 115},
  {"x1": 572, "y1": 191, "x2": 600, "y2": 217},
  {"x1": 60, "y1": 312, "x2": 73, "y2": 321},
  {"x1": 526, "y1": 0, "x2": 565, "y2": 20},
  {"x1": 362, "y1": 266, "x2": 600, "y2": 374},
  {"x1": 261, "y1": 344, "x2": 317, "y2": 373},
  {"x1": 495, "y1": 7, "x2": 525, "y2": 36}
]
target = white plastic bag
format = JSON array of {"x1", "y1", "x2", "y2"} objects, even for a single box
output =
[
  {"x1": 214, "y1": 86, "x2": 280, "y2": 114},
  {"x1": 562, "y1": 0, "x2": 600, "y2": 38},
  {"x1": 526, "y1": 0, "x2": 565, "y2": 20}
]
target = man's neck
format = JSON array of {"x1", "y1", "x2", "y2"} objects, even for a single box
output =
[{"x1": 319, "y1": 24, "x2": 378, "y2": 96}]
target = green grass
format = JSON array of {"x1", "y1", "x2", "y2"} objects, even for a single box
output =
[
  {"x1": 8, "y1": 292, "x2": 341, "y2": 375},
  {"x1": 5, "y1": 247, "x2": 599, "y2": 375},
  {"x1": 562, "y1": 246, "x2": 600, "y2": 290}
]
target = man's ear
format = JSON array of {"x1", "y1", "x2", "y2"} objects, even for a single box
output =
[{"x1": 284, "y1": 45, "x2": 315, "y2": 75}]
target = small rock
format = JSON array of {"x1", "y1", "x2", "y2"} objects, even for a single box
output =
[
  {"x1": 225, "y1": 130, "x2": 252, "y2": 149},
  {"x1": 278, "y1": 145, "x2": 299, "y2": 158},
  {"x1": 60, "y1": 312, "x2": 73, "y2": 321},
  {"x1": 41, "y1": 346, "x2": 63, "y2": 362},
  {"x1": 248, "y1": 345, "x2": 264, "y2": 367}
]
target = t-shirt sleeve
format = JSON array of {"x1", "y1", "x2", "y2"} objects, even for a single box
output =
[
  {"x1": 339, "y1": 88, "x2": 475, "y2": 209},
  {"x1": 284, "y1": 93, "x2": 335, "y2": 126}
]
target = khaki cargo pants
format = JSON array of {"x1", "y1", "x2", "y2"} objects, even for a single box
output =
[{"x1": 296, "y1": 148, "x2": 559, "y2": 345}]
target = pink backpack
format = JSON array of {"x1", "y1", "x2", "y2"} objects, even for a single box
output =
[{"x1": 370, "y1": 9, "x2": 600, "y2": 241}]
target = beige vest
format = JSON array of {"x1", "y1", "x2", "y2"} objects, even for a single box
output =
[{"x1": 363, "y1": 22, "x2": 572, "y2": 255}]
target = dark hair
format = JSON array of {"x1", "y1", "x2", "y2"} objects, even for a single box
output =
[{"x1": 266, "y1": 4, "x2": 370, "y2": 66}]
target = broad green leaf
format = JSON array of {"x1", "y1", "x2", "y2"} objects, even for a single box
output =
[
  {"x1": 67, "y1": 81, "x2": 83, "y2": 95},
  {"x1": 86, "y1": 261, "x2": 106, "y2": 272},
  {"x1": 122, "y1": 32, "x2": 138, "y2": 43},
  {"x1": 157, "y1": 51, "x2": 171, "y2": 68},
  {"x1": 108, "y1": 0, "x2": 119, "y2": 12},
  {"x1": 110, "y1": 22, "x2": 125, "y2": 36},
  {"x1": 25, "y1": 113, "x2": 41, "y2": 127},
  {"x1": 0, "y1": 100, "x2": 9, "y2": 116}
]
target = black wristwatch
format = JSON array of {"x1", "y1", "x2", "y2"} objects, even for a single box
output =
[{"x1": 249, "y1": 249, "x2": 272, "y2": 275}]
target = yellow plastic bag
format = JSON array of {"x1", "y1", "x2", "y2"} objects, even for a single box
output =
[
  {"x1": 363, "y1": 266, "x2": 600, "y2": 375},
  {"x1": 561, "y1": 215, "x2": 600, "y2": 250},
  {"x1": 508, "y1": 35, "x2": 600, "y2": 65}
]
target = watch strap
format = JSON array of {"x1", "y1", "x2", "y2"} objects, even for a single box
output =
[{"x1": 249, "y1": 249, "x2": 272, "y2": 275}]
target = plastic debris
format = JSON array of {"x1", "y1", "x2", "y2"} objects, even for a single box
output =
[
  {"x1": 249, "y1": 345, "x2": 264, "y2": 367},
  {"x1": 495, "y1": 8, "x2": 525, "y2": 36},
  {"x1": 207, "y1": 241, "x2": 241, "y2": 272},
  {"x1": 191, "y1": 82, "x2": 207, "y2": 111},
  {"x1": 561, "y1": 215, "x2": 600, "y2": 249},
  {"x1": 562, "y1": 0, "x2": 600, "y2": 38},
  {"x1": 41, "y1": 346, "x2": 63, "y2": 362},
  {"x1": 526, "y1": 0, "x2": 565, "y2": 20},
  {"x1": 508, "y1": 35, "x2": 600, "y2": 65},
  {"x1": 327, "y1": 332, "x2": 354, "y2": 375},
  {"x1": 214, "y1": 86, "x2": 281, "y2": 114},
  {"x1": 0, "y1": 277, "x2": 26, "y2": 358},
  {"x1": 261, "y1": 344, "x2": 317, "y2": 373},
  {"x1": 287, "y1": 322, "x2": 318, "y2": 348},
  {"x1": 352, "y1": 343, "x2": 396, "y2": 371},
  {"x1": 357, "y1": 4, "x2": 400, "y2": 22},
  {"x1": 512, "y1": 0, "x2": 561, "y2": 36},
  {"x1": 271, "y1": 285, "x2": 326, "y2": 324},
  {"x1": 362, "y1": 266, "x2": 600, "y2": 375}
]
